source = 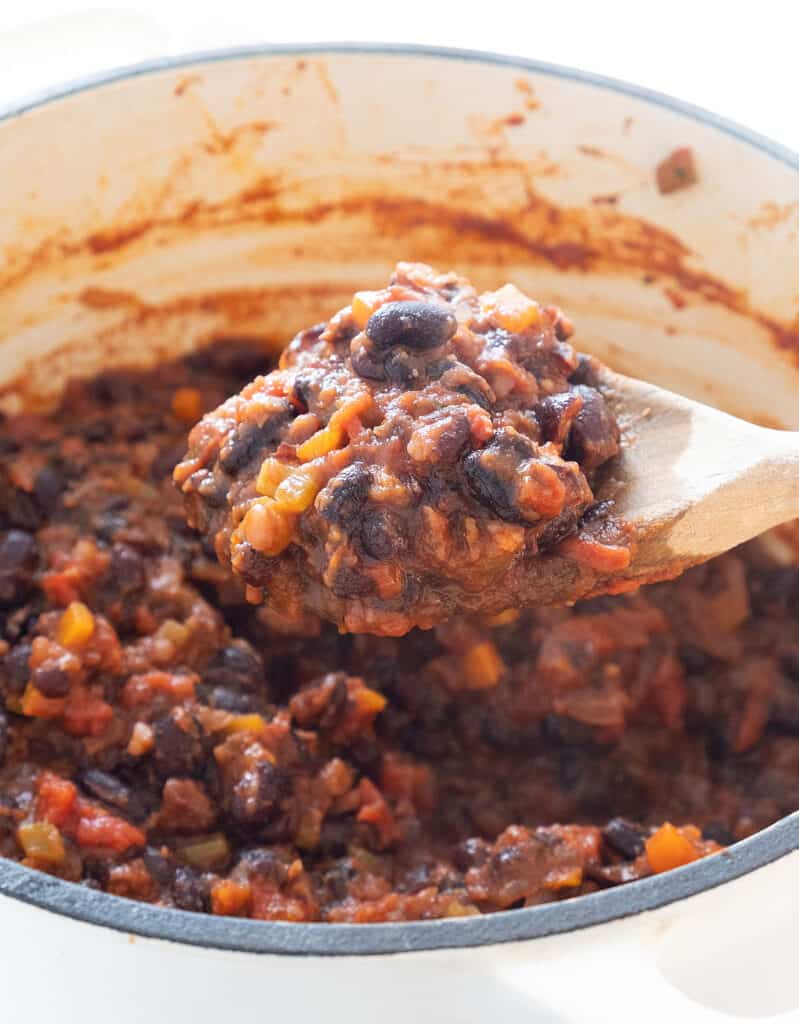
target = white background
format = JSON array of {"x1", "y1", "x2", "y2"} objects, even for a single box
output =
[{"x1": 0, "y1": 1, "x2": 796, "y2": 152}]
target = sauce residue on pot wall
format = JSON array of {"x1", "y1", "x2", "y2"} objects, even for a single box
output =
[{"x1": 2, "y1": 54, "x2": 799, "y2": 411}]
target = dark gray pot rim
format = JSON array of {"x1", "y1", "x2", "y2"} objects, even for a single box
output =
[{"x1": 0, "y1": 42, "x2": 797, "y2": 957}]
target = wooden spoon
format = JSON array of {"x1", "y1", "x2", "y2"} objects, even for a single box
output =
[{"x1": 594, "y1": 366, "x2": 799, "y2": 588}]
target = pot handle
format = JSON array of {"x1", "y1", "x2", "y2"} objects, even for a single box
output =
[
  {"x1": 0, "y1": 10, "x2": 168, "y2": 107},
  {"x1": 490, "y1": 851, "x2": 799, "y2": 1023}
]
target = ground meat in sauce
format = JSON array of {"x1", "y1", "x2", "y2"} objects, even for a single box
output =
[
  {"x1": 0, "y1": 338, "x2": 797, "y2": 922},
  {"x1": 175, "y1": 264, "x2": 630, "y2": 636}
]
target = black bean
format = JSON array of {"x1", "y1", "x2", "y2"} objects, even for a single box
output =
[
  {"x1": 110, "y1": 544, "x2": 146, "y2": 593},
  {"x1": 80, "y1": 769, "x2": 135, "y2": 814},
  {"x1": 463, "y1": 448, "x2": 518, "y2": 522},
  {"x1": 360, "y1": 509, "x2": 404, "y2": 561},
  {"x1": 564, "y1": 386, "x2": 620, "y2": 472},
  {"x1": 705, "y1": 726, "x2": 728, "y2": 762},
  {"x1": 172, "y1": 866, "x2": 209, "y2": 912},
  {"x1": 702, "y1": 823, "x2": 734, "y2": 846},
  {"x1": 202, "y1": 643, "x2": 265, "y2": 693},
  {"x1": 602, "y1": 818, "x2": 645, "y2": 859},
  {"x1": 0, "y1": 530, "x2": 38, "y2": 606},
  {"x1": 681, "y1": 645, "x2": 713, "y2": 674},
  {"x1": 557, "y1": 748, "x2": 585, "y2": 791},
  {"x1": 319, "y1": 675, "x2": 350, "y2": 731},
  {"x1": 152, "y1": 714, "x2": 206, "y2": 778},
  {"x1": 0, "y1": 708, "x2": 9, "y2": 766},
  {"x1": 320, "y1": 464, "x2": 372, "y2": 529},
  {"x1": 366, "y1": 301, "x2": 457, "y2": 351},
  {"x1": 332, "y1": 567, "x2": 374, "y2": 599},
  {"x1": 33, "y1": 465, "x2": 66, "y2": 507},
  {"x1": 453, "y1": 836, "x2": 490, "y2": 871},
  {"x1": 206, "y1": 686, "x2": 255, "y2": 713},
  {"x1": 2, "y1": 642, "x2": 31, "y2": 693},
  {"x1": 318, "y1": 819, "x2": 355, "y2": 856},
  {"x1": 80, "y1": 418, "x2": 113, "y2": 442},
  {"x1": 32, "y1": 664, "x2": 71, "y2": 698},
  {"x1": 143, "y1": 847, "x2": 176, "y2": 887},
  {"x1": 218, "y1": 404, "x2": 291, "y2": 474},
  {"x1": 350, "y1": 337, "x2": 388, "y2": 381},
  {"x1": 230, "y1": 761, "x2": 290, "y2": 827},
  {"x1": 535, "y1": 390, "x2": 584, "y2": 445}
]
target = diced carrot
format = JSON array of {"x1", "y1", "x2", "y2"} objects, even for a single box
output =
[
  {"x1": 17, "y1": 822, "x2": 65, "y2": 865},
  {"x1": 645, "y1": 823, "x2": 700, "y2": 873},
  {"x1": 171, "y1": 387, "x2": 204, "y2": 424},
  {"x1": 75, "y1": 815, "x2": 146, "y2": 853},
  {"x1": 211, "y1": 879, "x2": 252, "y2": 917},
  {"x1": 57, "y1": 601, "x2": 95, "y2": 648},
  {"x1": 37, "y1": 773, "x2": 78, "y2": 828},
  {"x1": 221, "y1": 713, "x2": 270, "y2": 737},
  {"x1": 256, "y1": 457, "x2": 292, "y2": 497},
  {"x1": 461, "y1": 642, "x2": 505, "y2": 690},
  {"x1": 40, "y1": 570, "x2": 82, "y2": 606}
]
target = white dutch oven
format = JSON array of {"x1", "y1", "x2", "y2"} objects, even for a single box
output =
[{"x1": 0, "y1": 45, "x2": 797, "y2": 1023}]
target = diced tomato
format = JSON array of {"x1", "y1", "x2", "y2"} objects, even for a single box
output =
[
  {"x1": 36, "y1": 773, "x2": 78, "y2": 828},
  {"x1": 75, "y1": 814, "x2": 146, "y2": 853},
  {"x1": 62, "y1": 692, "x2": 114, "y2": 737},
  {"x1": 357, "y1": 778, "x2": 396, "y2": 847},
  {"x1": 558, "y1": 534, "x2": 632, "y2": 572},
  {"x1": 121, "y1": 671, "x2": 197, "y2": 708}
]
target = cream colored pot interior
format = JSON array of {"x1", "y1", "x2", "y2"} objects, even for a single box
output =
[{"x1": 1, "y1": 50, "x2": 799, "y2": 428}]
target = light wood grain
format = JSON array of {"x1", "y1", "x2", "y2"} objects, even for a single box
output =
[{"x1": 598, "y1": 366, "x2": 799, "y2": 584}]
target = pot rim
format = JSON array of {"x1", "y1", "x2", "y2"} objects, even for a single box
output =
[{"x1": 0, "y1": 42, "x2": 797, "y2": 957}]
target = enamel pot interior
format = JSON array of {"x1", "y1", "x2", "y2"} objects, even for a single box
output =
[{"x1": 0, "y1": 44, "x2": 797, "y2": 956}]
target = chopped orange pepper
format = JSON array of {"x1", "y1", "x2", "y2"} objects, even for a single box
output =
[
  {"x1": 485, "y1": 608, "x2": 519, "y2": 627},
  {"x1": 273, "y1": 469, "x2": 321, "y2": 513},
  {"x1": 480, "y1": 283, "x2": 540, "y2": 332},
  {"x1": 57, "y1": 601, "x2": 95, "y2": 649},
  {"x1": 222, "y1": 713, "x2": 272, "y2": 738},
  {"x1": 645, "y1": 823, "x2": 701, "y2": 873},
  {"x1": 211, "y1": 879, "x2": 252, "y2": 916},
  {"x1": 37, "y1": 773, "x2": 78, "y2": 827},
  {"x1": 21, "y1": 684, "x2": 66, "y2": 719},
  {"x1": 171, "y1": 387, "x2": 204, "y2": 424},
  {"x1": 17, "y1": 822, "x2": 65, "y2": 865},
  {"x1": 461, "y1": 642, "x2": 505, "y2": 690},
  {"x1": 256, "y1": 457, "x2": 292, "y2": 497},
  {"x1": 543, "y1": 866, "x2": 583, "y2": 890},
  {"x1": 351, "y1": 291, "x2": 379, "y2": 329},
  {"x1": 355, "y1": 688, "x2": 387, "y2": 716}
]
